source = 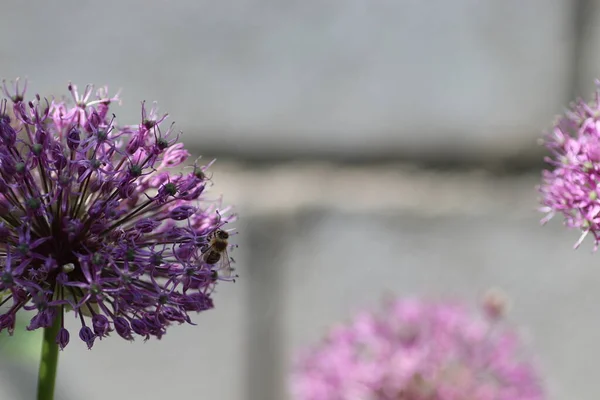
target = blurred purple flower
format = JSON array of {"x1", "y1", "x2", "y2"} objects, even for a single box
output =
[
  {"x1": 0, "y1": 79, "x2": 236, "y2": 349},
  {"x1": 539, "y1": 80, "x2": 600, "y2": 250},
  {"x1": 291, "y1": 297, "x2": 544, "y2": 400}
]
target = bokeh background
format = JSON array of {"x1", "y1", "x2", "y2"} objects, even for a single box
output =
[{"x1": 1, "y1": 1, "x2": 599, "y2": 399}]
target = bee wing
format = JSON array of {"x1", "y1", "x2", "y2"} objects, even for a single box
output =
[{"x1": 216, "y1": 249, "x2": 236, "y2": 280}]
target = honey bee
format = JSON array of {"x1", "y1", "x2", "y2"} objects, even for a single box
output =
[{"x1": 202, "y1": 229, "x2": 236, "y2": 279}]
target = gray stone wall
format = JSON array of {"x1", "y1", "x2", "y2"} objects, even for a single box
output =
[{"x1": 0, "y1": 0, "x2": 581, "y2": 161}]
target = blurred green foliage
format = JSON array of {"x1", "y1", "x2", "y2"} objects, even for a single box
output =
[{"x1": 0, "y1": 311, "x2": 42, "y2": 363}]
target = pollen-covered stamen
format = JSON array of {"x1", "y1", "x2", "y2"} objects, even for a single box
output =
[
  {"x1": 141, "y1": 101, "x2": 168, "y2": 131},
  {"x1": 2, "y1": 79, "x2": 26, "y2": 104}
]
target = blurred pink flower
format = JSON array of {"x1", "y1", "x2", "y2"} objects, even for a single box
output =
[
  {"x1": 291, "y1": 297, "x2": 544, "y2": 400},
  {"x1": 539, "y1": 80, "x2": 600, "y2": 249}
]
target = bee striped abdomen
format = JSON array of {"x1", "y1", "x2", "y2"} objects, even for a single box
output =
[{"x1": 204, "y1": 251, "x2": 221, "y2": 265}]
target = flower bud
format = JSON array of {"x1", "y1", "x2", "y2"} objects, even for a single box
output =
[
  {"x1": 79, "y1": 326, "x2": 96, "y2": 350},
  {"x1": 67, "y1": 127, "x2": 80, "y2": 150},
  {"x1": 482, "y1": 288, "x2": 510, "y2": 321},
  {"x1": 114, "y1": 317, "x2": 133, "y2": 341},
  {"x1": 169, "y1": 205, "x2": 196, "y2": 221},
  {"x1": 56, "y1": 328, "x2": 70, "y2": 350},
  {"x1": 92, "y1": 314, "x2": 110, "y2": 337}
]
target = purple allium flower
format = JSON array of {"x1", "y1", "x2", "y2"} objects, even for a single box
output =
[
  {"x1": 539, "y1": 80, "x2": 600, "y2": 250},
  {"x1": 291, "y1": 297, "x2": 544, "y2": 400},
  {"x1": 0, "y1": 79, "x2": 236, "y2": 348}
]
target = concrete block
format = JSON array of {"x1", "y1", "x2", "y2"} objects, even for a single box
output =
[{"x1": 0, "y1": 0, "x2": 574, "y2": 160}]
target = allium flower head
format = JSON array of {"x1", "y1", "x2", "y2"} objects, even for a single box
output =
[
  {"x1": 0, "y1": 79, "x2": 236, "y2": 348},
  {"x1": 292, "y1": 297, "x2": 544, "y2": 400},
  {"x1": 539, "y1": 80, "x2": 600, "y2": 249}
]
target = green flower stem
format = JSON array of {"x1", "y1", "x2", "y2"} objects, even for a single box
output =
[{"x1": 37, "y1": 317, "x2": 60, "y2": 400}]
